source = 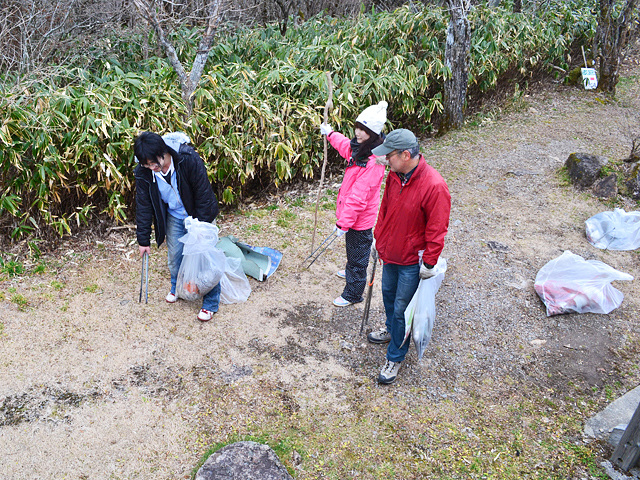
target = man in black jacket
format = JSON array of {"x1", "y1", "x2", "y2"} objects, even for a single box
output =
[{"x1": 134, "y1": 132, "x2": 220, "y2": 322}]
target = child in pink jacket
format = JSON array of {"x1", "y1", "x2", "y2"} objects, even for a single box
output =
[{"x1": 320, "y1": 101, "x2": 387, "y2": 306}]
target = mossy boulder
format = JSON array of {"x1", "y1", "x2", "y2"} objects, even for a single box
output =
[
  {"x1": 592, "y1": 174, "x2": 618, "y2": 198},
  {"x1": 195, "y1": 441, "x2": 293, "y2": 480},
  {"x1": 566, "y1": 67, "x2": 583, "y2": 86},
  {"x1": 565, "y1": 153, "x2": 608, "y2": 188}
]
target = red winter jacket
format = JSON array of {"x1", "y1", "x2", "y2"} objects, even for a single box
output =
[
  {"x1": 328, "y1": 132, "x2": 385, "y2": 231},
  {"x1": 374, "y1": 156, "x2": 450, "y2": 266}
]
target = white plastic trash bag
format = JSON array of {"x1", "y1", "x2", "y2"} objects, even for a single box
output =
[
  {"x1": 402, "y1": 257, "x2": 447, "y2": 361},
  {"x1": 220, "y1": 257, "x2": 251, "y2": 304},
  {"x1": 585, "y1": 208, "x2": 640, "y2": 251},
  {"x1": 162, "y1": 132, "x2": 190, "y2": 152},
  {"x1": 534, "y1": 250, "x2": 633, "y2": 316},
  {"x1": 176, "y1": 217, "x2": 226, "y2": 301}
]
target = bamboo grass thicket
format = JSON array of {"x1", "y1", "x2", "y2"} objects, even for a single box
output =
[{"x1": 0, "y1": 3, "x2": 595, "y2": 239}]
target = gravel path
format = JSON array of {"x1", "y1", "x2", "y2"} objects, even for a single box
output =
[{"x1": 1, "y1": 66, "x2": 640, "y2": 479}]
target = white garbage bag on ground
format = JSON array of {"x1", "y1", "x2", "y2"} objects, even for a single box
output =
[
  {"x1": 534, "y1": 250, "x2": 633, "y2": 316},
  {"x1": 585, "y1": 208, "x2": 640, "y2": 251},
  {"x1": 220, "y1": 257, "x2": 251, "y2": 304}
]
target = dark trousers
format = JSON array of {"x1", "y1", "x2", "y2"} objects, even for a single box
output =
[{"x1": 341, "y1": 228, "x2": 373, "y2": 303}]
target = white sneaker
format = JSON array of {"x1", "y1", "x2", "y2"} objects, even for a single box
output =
[
  {"x1": 367, "y1": 329, "x2": 391, "y2": 344},
  {"x1": 333, "y1": 296, "x2": 353, "y2": 307},
  {"x1": 166, "y1": 292, "x2": 177, "y2": 303},
  {"x1": 378, "y1": 360, "x2": 401, "y2": 384},
  {"x1": 197, "y1": 309, "x2": 215, "y2": 322},
  {"x1": 336, "y1": 270, "x2": 346, "y2": 279}
]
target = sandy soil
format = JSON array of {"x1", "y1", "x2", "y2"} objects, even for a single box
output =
[{"x1": 1, "y1": 63, "x2": 640, "y2": 479}]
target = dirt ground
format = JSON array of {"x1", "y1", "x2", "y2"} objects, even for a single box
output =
[{"x1": 2, "y1": 62, "x2": 640, "y2": 479}]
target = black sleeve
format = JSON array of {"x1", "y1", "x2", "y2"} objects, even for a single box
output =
[
  {"x1": 135, "y1": 165, "x2": 153, "y2": 246},
  {"x1": 183, "y1": 148, "x2": 219, "y2": 222}
]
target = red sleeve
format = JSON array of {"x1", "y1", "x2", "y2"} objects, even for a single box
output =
[
  {"x1": 422, "y1": 183, "x2": 451, "y2": 266},
  {"x1": 374, "y1": 175, "x2": 391, "y2": 239}
]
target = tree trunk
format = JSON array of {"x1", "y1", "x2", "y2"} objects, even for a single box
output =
[
  {"x1": 513, "y1": 0, "x2": 522, "y2": 13},
  {"x1": 441, "y1": 0, "x2": 471, "y2": 133},
  {"x1": 595, "y1": 0, "x2": 637, "y2": 95},
  {"x1": 274, "y1": 0, "x2": 293, "y2": 35}
]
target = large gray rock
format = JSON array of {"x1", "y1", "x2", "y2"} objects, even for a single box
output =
[
  {"x1": 565, "y1": 153, "x2": 608, "y2": 188},
  {"x1": 600, "y1": 460, "x2": 640, "y2": 479},
  {"x1": 593, "y1": 174, "x2": 618, "y2": 198},
  {"x1": 584, "y1": 385, "x2": 640, "y2": 439},
  {"x1": 609, "y1": 424, "x2": 629, "y2": 446},
  {"x1": 195, "y1": 441, "x2": 294, "y2": 480}
]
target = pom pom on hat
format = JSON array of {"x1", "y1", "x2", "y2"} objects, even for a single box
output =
[{"x1": 355, "y1": 101, "x2": 388, "y2": 135}]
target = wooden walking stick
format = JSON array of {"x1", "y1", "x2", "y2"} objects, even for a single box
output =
[{"x1": 310, "y1": 72, "x2": 333, "y2": 253}]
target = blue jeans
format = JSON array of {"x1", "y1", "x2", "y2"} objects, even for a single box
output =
[
  {"x1": 166, "y1": 214, "x2": 221, "y2": 312},
  {"x1": 381, "y1": 263, "x2": 420, "y2": 363}
]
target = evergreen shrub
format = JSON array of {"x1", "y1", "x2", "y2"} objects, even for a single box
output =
[{"x1": 0, "y1": 2, "x2": 595, "y2": 238}]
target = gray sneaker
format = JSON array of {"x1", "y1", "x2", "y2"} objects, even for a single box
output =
[
  {"x1": 367, "y1": 329, "x2": 391, "y2": 344},
  {"x1": 378, "y1": 360, "x2": 401, "y2": 384}
]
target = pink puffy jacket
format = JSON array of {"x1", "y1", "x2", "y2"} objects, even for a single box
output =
[{"x1": 328, "y1": 131, "x2": 385, "y2": 231}]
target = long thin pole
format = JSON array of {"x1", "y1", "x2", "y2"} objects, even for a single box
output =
[
  {"x1": 304, "y1": 231, "x2": 340, "y2": 269},
  {"x1": 139, "y1": 252, "x2": 148, "y2": 303},
  {"x1": 310, "y1": 72, "x2": 333, "y2": 253},
  {"x1": 360, "y1": 249, "x2": 378, "y2": 334},
  {"x1": 302, "y1": 230, "x2": 338, "y2": 268},
  {"x1": 144, "y1": 253, "x2": 149, "y2": 304}
]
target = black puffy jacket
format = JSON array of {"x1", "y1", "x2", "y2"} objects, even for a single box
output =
[{"x1": 135, "y1": 143, "x2": 219, "y2": 247}]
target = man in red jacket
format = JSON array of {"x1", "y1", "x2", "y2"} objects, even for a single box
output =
[{"x1": 368, "y1": 129, "x2": 451, "y2": 384}]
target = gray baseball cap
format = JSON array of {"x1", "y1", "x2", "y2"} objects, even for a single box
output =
[{"x1": 371, "y1": 128, "x2": 419, "y2": 156}]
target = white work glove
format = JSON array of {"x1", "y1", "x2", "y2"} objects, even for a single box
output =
[
  {"x1": 333, "y1": 225, "x2": 347, "y2": 237},
  {"x1": 320, "y1": 123, "x2": 333, "y2": 136},
  {"x1": 419, "y1": 263, "x2": 436, "y2": 280}
]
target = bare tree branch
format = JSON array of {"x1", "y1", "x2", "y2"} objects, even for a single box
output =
[
  {"x1": 188, "y1": 0, "x2": 223, "y2": 94},
  {"x1": 133, "y1": 0, "x2": 224, "y2": 116},
  {"x1": 133, "y1": 0, "x2": 189, "y2": 85}
]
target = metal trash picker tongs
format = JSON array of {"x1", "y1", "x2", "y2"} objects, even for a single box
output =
[
  {"x1": 302, "y1": 229, "x2": 341, "y2": 269},
  {"x1": 359, "y1": 248, "x2": 379, "y2": 335},
  {"x1": 139, "y1": 252, "x2": 149, "y2": 303}
]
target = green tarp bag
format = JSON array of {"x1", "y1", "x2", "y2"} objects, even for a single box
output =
[{"x1": 216, "y1": 236, "x2": 271, "y2": 281}]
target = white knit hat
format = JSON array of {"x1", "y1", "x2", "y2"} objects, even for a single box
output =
[{"x1": 355, "y1": 101, "x2": 388, "y2": 135}]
